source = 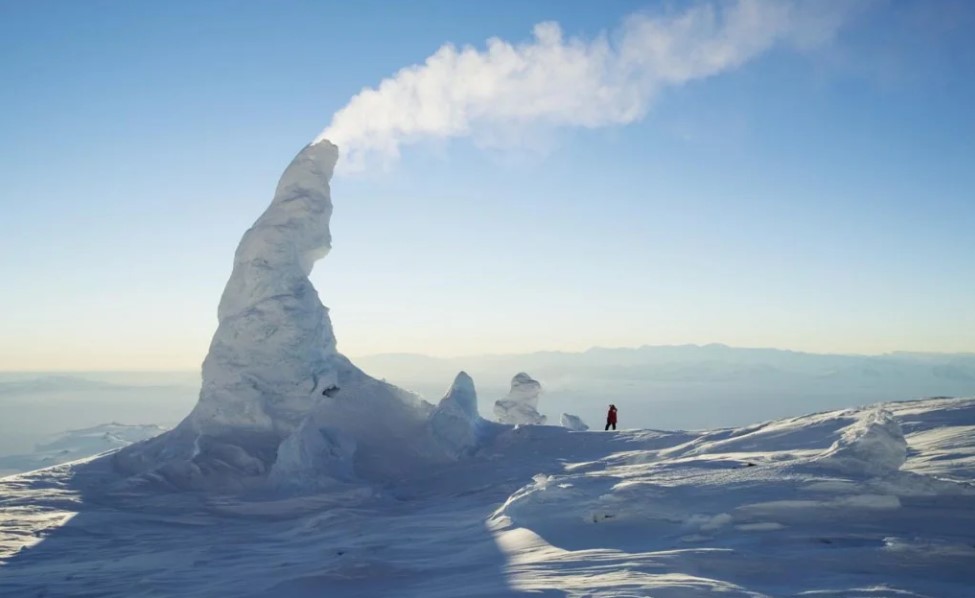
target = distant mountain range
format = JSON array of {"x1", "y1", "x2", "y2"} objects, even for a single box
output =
[
  {"x1": 0, "y1": 374, "x2": 194, "y2": 396},
  {"x1": 1, "y1": 347, "x2": 972, "y2": 450},
  {"x1": 354, "y1": 344, "x2": 975, "y2": 389},
  {"x1": 352, "y1": 345, "x2": 975, "y2": 431}
]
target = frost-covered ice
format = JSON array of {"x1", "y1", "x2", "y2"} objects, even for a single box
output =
[
  {"x1": 494, "y1": 372, "x2": 546, "y2": 425},
  {"x1": 560, "y1": 413, "x2": 589, "y2": 431},
  {"x1": 428, "y1": 372, "x2": 486, "y2": 456},
  {"x1": 3, "y1": 396, "x2": 975, "y2": 597},
  {"x1": 266, "y1": 417, "x2": 356, "y2": 491},
  {"x1": 113, "y1": 141, "x2": 477, "y2": 490}
]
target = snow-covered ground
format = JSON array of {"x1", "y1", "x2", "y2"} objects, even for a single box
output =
[
  {"x1": 0, "y1": 423, "x2": 166, "y2": 477},
  {"x1": 2, "y1": 396, "x2": 973, "y2": 597},
  {"x1": 5, "y1": 141, "x2": 970, "y2": 597}
]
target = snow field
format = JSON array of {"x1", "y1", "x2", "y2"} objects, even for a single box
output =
[{"x1": 2, "y1": 396, "x2": 973, "y2": 597}]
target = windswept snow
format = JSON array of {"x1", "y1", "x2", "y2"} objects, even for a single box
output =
[
  {"x1": 817, "y1": 408, "x2": 908, "y2": 475},
  {"x1": 3, "y1": 396, "x2": 974, "y2": 597},
  {"x1": 494, "y1": 372, "x2": 546, "y2": 426}
]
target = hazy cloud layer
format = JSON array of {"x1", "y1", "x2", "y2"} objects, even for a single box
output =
[{"x1": 319, "y1": 0, "x2": 856, "y2": 171}]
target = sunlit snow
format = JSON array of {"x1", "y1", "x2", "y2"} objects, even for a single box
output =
[{"x1": 1, "y1": 143, "x2": 973, "y2": 597}]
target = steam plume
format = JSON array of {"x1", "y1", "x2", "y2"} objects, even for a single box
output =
[{"x1": 318, "y1": 0, "x2": 853, "y2": 171}]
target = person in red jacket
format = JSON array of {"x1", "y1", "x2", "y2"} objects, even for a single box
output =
[{"x1": 605, "y1": 404, "x2": 618, "y2": 431}]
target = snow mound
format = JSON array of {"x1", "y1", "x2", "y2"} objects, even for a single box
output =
[
  {"x1": 494, "y1": 372, "x2": 546, "y2": 425},
  {"x1": 428, "y1": 372, "x2": 484, "y2": 457},
  {"x1": 818, "y1": 408, "x2": 908, "y2": 476},
  {"x1": 560, "y1": 413, "x2": 589, "y2": 431},
  {"x1": 113, "y1": 141, "x2": 481, "y2": 490}
]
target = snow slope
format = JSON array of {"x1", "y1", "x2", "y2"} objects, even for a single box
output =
[
  {"x1": 2, "y1": 396, "x2": 974, "y2": 597},
  {"x1": 0, "y1": 423, "x2": 166, "y2": 477}
]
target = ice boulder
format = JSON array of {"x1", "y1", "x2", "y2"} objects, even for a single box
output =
[
  {"x1": 429, "y1": 372, "x2": 484, "y2": 457},
  {"x1": 560, "y1": 413, "x2": 589, "y2": 431},
  {"x1": 494, "y1": 372, "x2": 546, "y2": 425}
]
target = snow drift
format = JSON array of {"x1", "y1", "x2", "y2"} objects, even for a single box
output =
[
  {"x1": 114, "y1": 142, "x2": 484, "y2": 490},
  {"x1": 817, "y1": 408, "x2": 908, "y2": 476}
]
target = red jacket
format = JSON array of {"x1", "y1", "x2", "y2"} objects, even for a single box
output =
[{"x1": 607, "y1": 406, "x2": 617, "y2": 424}]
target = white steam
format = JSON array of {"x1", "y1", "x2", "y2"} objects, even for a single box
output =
[{"x1": 318, "y1": 0, "x2": 854, "y2": 171}]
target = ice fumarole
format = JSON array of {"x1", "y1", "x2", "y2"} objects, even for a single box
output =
[
  {"x1": 494, "y1": 372, "x2": 546, "y2": 426},
  {"x1": 116, "y1": 141, "x2": 482, "y2": 489}
]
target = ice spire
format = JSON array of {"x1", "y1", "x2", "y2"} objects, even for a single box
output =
[
  {"x1": 115, "y1": 141, "x2": 361, "y2": 486},
  {"x1": 185, "y1": 140, "x2": 343, "y2": 437},
  {"x1": 114, "y1": 140, "x2": 482, "y2": 489}
]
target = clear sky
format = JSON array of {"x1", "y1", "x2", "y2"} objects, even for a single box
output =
[{"x1": 1, "y1": 0, "x2": 974, "y2": 370}]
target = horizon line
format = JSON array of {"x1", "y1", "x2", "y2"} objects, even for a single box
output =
[{"x1": 3, "y1": 342, "x2": 974, "y2": 373}]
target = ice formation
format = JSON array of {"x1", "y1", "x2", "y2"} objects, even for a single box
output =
[
  {"x1": 6, "y1": 397, "x2": 975, "y2": 596},
  {"x1": 267, "y1": 418, "x2": 356, "y2": 490},
  {"x1": 428, "y1": 372, "x2": 484, "y2": 456},
  {"x1": 188, "y1": 140, "x2": 343, "y2": 436},
  {"x1": 560, "y1": 413, "x2": 589, "y2": 431},
  {"x1": 494, "y1": 372, "x2": 546, "y2": 425},
  {"x1": 114, "y1": 141, "x2": 479, "y2": 489}
]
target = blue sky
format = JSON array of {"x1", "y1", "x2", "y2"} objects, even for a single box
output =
[{"x1": 1, "y1": 1, "x2": 973, "y2": 370}]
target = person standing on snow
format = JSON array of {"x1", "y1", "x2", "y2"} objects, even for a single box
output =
[{"x1": 605, "y1": 404, "x2": 618, "y2": 431}]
